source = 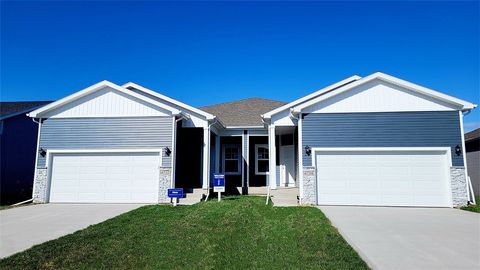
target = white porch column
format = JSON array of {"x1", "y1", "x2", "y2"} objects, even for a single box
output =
[
  {"x1": 202, "y1": 127, "x2": 210, "y2": 189},
  {"x1": 268, "y1": 124, "x2": 277, "y2": 189},
  {"x1": 298, "y1": 114, "x2": 304, "y2": 204},
  {"x1": 215, "y1": 134, "x2": 220, "y2": 174}
]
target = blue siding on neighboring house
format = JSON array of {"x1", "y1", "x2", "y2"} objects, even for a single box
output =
[
  {"x1": 0, "y1": 114, "x2": 38, "y2": 204},
  {"x1": 37, "y1": 117, "x2": 173, "y2": 167},
  {"x1": 302, "y1": 111, "x2": 463, "y2": 166}
]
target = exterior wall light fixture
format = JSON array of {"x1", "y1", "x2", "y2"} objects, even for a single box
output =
[
  {"x1": 455, "y1": 145, "x2": 462, "y2": 156},
  {"x1": 305, "y1": 145, "x2": 311, "y2": 156},
  {"x1": 165, "y1": 147, "x2": 172, "y2": 157},
  {"x1": 39, "y1": 147, "x2": 46, "y2": 157}
]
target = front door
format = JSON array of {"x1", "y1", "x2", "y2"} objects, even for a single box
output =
[{"x1": 280, "y1": 145, "x2": 296, "y2": 187}]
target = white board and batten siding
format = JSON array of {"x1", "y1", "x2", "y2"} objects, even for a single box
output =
[
  {"x1": 42, "y1": 87, "x2": 172, "y2": 118},
  {"x1": 271, "y1": 79, "x2": 461, "y2": 127},
  {"x1": 302, "y1": 80, "x2": 458, "y2": 114},
  {"x1": 314, "y1": 148, "x2": 452, "y2": 207}
]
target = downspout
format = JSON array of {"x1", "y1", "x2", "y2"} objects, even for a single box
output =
[{"x1": 289, "y1": 108, "x2": 299, "y2": 120}]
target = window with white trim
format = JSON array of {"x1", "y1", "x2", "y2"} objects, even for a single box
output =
[
  {"x1": 223, "y1": 144, "x2": 241, "y2": 175},
  {"x1": 255, "y1": 144, "x2": 269, "y2": 175}
]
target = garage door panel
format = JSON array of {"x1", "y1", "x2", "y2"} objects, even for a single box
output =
[
  {"x1": 318, "y1": 194, "x2": 349, "y2": 204},
  {"x1": 49, "y1": 152, "x2": 160, "y2": 203},
  {"x1": 318, "y1": 179, "x2": 347, "y2": 189},
  {"x1": 414, "y1": 181, "x2": 443, "y2": 190},
  {"x1": 53, "y1": 193, "x2": 77, "y2": 202},
  {"x1": 78, "y1": 180, "x2": 103, "y2": 187},
  {"x1": 381, "y1": 195, "x2": 413, "y2": 205},
  {"x1": 316, "y1": 150, "x2": 451, "y2": 207},
  {"x1": 78, "y1": 193, "x2": 105, "y2": 202},
  {"x1": 349, "y1": 180, "x2": 380, "y2": 189},
  {"x1": 413, "y1": 196, "x2": 446, "y2": 206},
  {"x1": 350, "y1": 194, "x2": 381, "y2": 205},
  {"x1": 107, "y1": 166, "x2": 131, "y2": 174}
]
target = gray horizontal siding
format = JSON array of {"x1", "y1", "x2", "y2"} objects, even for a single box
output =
[
  {"x1": 38, "y1": 117, "x2": 173, "y2": 167},
  {"x1": 302, "y1": 111, "x2": 463, "y2": 166}
]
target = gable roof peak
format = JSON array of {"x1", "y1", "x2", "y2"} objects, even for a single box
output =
[{"x1": 28, "y1": 80, "x2": 182, "y2": 118}]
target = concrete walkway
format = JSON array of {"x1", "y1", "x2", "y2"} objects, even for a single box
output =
[
  {"x1": 319, "y1": 206, "x2": 480, "y2": 270},
  {"x1": 0, "y1": 204, "x2": 144, "y2": 258}
]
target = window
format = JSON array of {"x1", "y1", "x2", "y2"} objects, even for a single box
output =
[
  {"x1": 255, "y1": 144, "x2": 269, "y2": 175},
  {"x1": 223, "y1": 144, "x2": 241, "y2": 175}
]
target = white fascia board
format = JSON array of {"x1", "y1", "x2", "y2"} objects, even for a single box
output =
[
  {"x1": 261, "y1": 75, "x2": 361, "y2": 119},
  {"x1": 293, "y1": 72, "x2": 477, "y2": 112},
  {"x1": 122, "y1": 82, "x2": 216, "y2": 120},
  {"x1": 28, "y1": 81, "x2": 181, "y2": 118}
]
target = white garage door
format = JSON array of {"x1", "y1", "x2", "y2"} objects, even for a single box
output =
[
  {"x1": 316, "y1": 149, "x2": 451, "y2": 207},
  {"x1": 49, "y1": 152, "x2": 161, "y2": 203}
]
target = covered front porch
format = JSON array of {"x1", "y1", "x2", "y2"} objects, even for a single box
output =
[{"x1": 208, "y1": 126, "x2": 299, "y2": 197}]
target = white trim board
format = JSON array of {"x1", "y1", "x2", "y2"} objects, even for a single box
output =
[{"x1": 255, "y1": 144, "x2": 269, "y2": 175}]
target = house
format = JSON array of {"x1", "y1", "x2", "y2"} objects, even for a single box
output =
[
  {"x1": 465, "y1": 128, "x2": 479, "y2": 197},
  {"x1": 27, "y1": 72, "x2": 477, "y2": 207},
  {"x1": 0, "y1": 101, "x2": 52, "y2": 204}
]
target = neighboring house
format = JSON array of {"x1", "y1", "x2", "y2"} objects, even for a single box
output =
[
  {"x1": 28, "y1": 72, "x2": 476, "y2": 207},
  {"x1": 465, "y1": 128, "x2": 479, "y2": 197},
  {"x1": 0, "y1": 101, "x2": 52, "y2": 204}
]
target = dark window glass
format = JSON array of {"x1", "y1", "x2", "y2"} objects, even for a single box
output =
[{"x1": 257, "y1": 160, "x2": 269, "y2": 173}]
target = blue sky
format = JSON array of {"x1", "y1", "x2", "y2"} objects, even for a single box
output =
[{"x1": 1, "y1": 1, "x2": 479, "y2": 131}]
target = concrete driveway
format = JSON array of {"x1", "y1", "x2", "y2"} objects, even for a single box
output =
[
  {"x1": 0, "y1": 204, "x2": 144, "y2": 258},
  {"x1": 319, "y1": 206, "x2": 480, "y2": 270}
]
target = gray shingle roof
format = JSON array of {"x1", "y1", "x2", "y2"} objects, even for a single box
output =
[
  {"x1": 0, "y1": 101, "x2": 53, "y2": 118},
  {"x1": 465, "y1": 128, "x2": 480, "y2": 141},
  {"x1": 200, "y1": 98, "x2": 286, "y2": 127}
]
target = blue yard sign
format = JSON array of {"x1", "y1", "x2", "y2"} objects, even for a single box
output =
[
  {"x1": 168, "y1": 188, "x2": 184, "y2": 198},
  {"x1": 168, "y1": 188, "x2": 184, "y2": 206},
  {"x1": 213, "y1": 174, "x2": 225, "y2": 201}
]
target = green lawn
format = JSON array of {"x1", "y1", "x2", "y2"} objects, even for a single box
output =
[
  {"x1": 0, "y1": 196, "x2": 368, "y2": 270},
  {"x1": 461, "y1": 197, "x2": 480, "y2": 213}
]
